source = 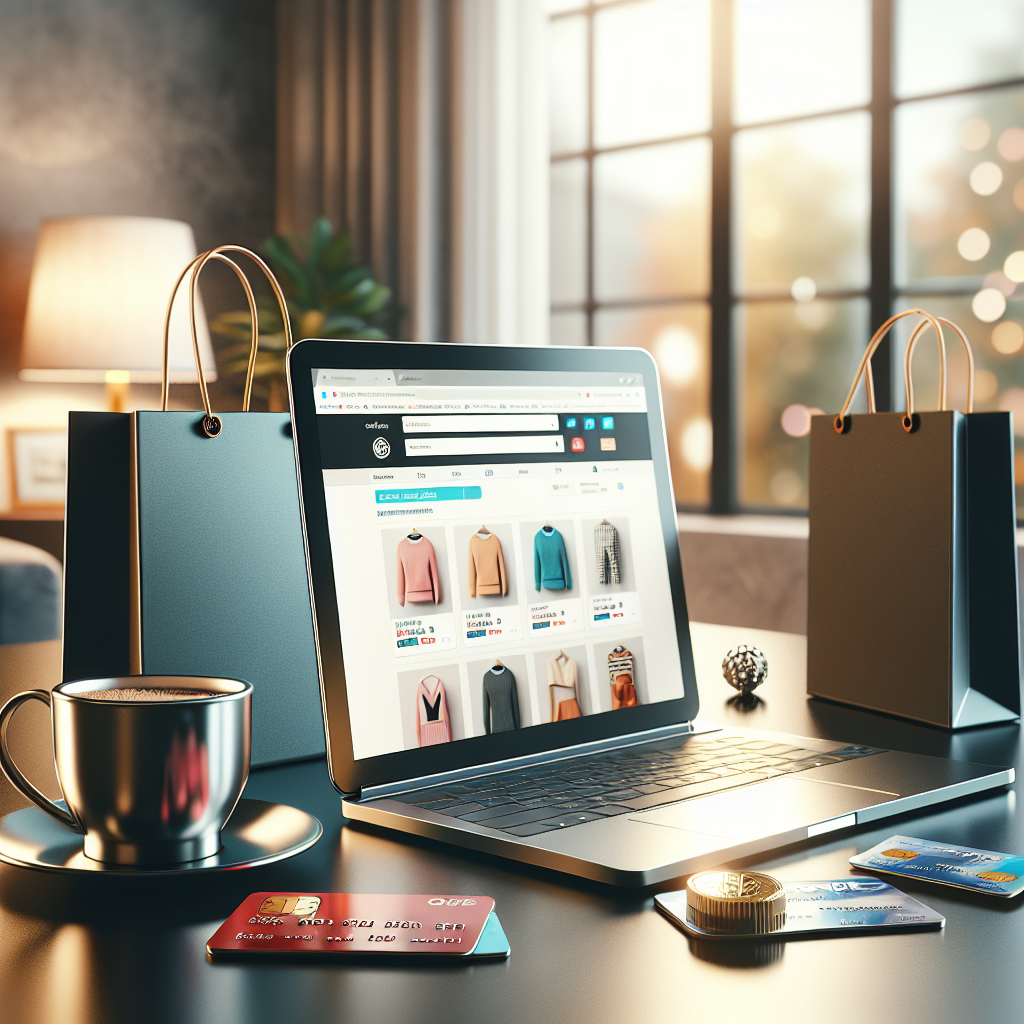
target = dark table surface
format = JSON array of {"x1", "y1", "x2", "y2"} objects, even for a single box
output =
[{"x1": 1, "y1": 621, "x2": 1022, "y2": 1024}]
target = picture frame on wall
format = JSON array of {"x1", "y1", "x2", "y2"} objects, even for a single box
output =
[{"x1": 7, "y1": 427, "x2": 67, "y2": 510}]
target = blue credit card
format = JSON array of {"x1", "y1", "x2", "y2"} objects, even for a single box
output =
[
  {"x1": 851, "y1": 834, "x2": 1024, "y2": 897},
  {"x1": 657, "y1": 878, "x2": 943, "y2": 940}
]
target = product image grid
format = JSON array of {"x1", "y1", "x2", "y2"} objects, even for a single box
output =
[{"x1": 386, "y1": 515, "x2": 648, "y2": 748}]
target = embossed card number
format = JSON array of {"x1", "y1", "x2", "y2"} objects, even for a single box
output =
[{"x1": 208, "y1": 893, "x2": 495, "y2": 957}]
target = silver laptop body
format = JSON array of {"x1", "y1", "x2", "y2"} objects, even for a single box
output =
[{"x1": 287, "y1": 339, "x2": 1014, "y2": 886}]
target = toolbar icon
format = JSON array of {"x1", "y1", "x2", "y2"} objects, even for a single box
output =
[
  {"x1": 571, "y1": 437, "x2": 585, "y2": 452},
  {"x1": 584, "y1": 417, "x2": 596, "y2": 430}
]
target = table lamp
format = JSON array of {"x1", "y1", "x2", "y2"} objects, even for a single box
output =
[{"x1": 18, "y1": 216, "x2": 216, "y2": 412}]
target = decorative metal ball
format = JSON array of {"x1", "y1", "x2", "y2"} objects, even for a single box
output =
[{"x1": 722, "y1": 645, "x2": 768, "y2": 695}]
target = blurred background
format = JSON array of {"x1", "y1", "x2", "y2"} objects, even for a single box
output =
[
  {"x1": 550, "y1": 0, "x2": 1024, "y2": 513},
  {"x1": 0, "y1": 0, "x2": 1023, "y2": 520}
]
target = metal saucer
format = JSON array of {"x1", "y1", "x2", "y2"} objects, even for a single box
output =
[{"x1": 0, "y1": 798, "x2": 322, "y2": 876}]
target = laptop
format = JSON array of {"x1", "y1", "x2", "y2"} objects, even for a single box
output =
[{"x1": 287, "y1": 339, "x2": 1013, "y2": 886}]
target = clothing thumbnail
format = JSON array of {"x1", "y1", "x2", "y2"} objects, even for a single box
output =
[
  {"x1": 483, "y1": 664, "x2": 520, "y2": 734},
  {"x1": 594, "y1": 521, "x2": 621, "y2": 585},
  {"x1": 534, "y1": 525, "x2": 572, "y2": 591},
  {"x1": 416, "y1": 675, "x2": 452, "y2": 746},
  {"x1": 468, "y1": 529, "x2": 508, "y2": 597},
  {"x1": 608, "y1": 646, "x2": 639, "y2": 708},
  {"x1": 546, "y1": 652, "x2": 582, "y2": 721},
  {"x1": 397, "y1": 533, "x2": 441, "y2": 606}
]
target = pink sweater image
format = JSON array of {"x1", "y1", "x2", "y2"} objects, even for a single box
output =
[{"x1": 397, "y1": 535, "x2": 441, "y2": 606}]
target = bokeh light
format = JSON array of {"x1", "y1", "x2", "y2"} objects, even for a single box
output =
[
  {"x1": 769, "y1": 468, "x2": 803, "y2": 504},
  {"x1": 973, "y1": 287, "x2": 1007, "y2": 322},
  {"x1": 681, "y1": 417, "x2": 713, "y2": 471},
  {"x1": 958, "y1": 226, "x2": 991, "y2": 260},
  {"x1": 1004, "y1": 251, "x2": 1024, "y2": 282},
  {"x1": 970, "y1": 161, "x2": 1003, "y2": 195},
  {"x1": 984, "y1": 269, "x2": 1016, "y2": 296},
  {"x1": 992, "y1": 320, "x2": 1024, "y2": 354},
  {"x1": 790, "y1": 276, "x2": 817, "y2": 302},
  {"x1": 779, "y1": 403, "x2": 825, "y2": 438},
  {"x1": 960, "y1": 117, "x2": 991, "y2": 151},
  {"x1": 653, "y1": 325, "x2": 702, "y2": 385},
  {"x1": 998, "y1": 127, "x2": 1024, "y2": 161}
]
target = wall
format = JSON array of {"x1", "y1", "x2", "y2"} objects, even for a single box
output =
[{"x1": 0, "y1": 0, "x2": 276, "y2": 511}]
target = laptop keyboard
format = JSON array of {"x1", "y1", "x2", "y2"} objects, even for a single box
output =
[{"x1": 397, "y1": 734, "x2": 883, "y2": 838}]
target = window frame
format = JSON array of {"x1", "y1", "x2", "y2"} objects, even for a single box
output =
[{"x1": 549, "y1": 0, "x2": 1024, "y2": 513}]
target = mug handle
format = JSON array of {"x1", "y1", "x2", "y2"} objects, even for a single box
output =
[{"x1": 0, "y1": 690, "x2": 83, "y2": 832}]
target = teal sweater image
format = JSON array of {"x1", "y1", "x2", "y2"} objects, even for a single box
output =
[{"x1": 534, "y1": 527, "x2": 572, "y2": 591}]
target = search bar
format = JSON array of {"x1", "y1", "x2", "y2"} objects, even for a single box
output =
[
  {"x1": 402, "y1": 414, "x2": 559, "y2": 433},
  {"x1": 405, "y1": 435, "x2": 565, "y2": 457}
]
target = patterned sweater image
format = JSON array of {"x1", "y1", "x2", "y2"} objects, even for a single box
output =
[
  {"x1": 594, "y1": 522, "x2": 621, "y2": 585},
  {"x1": 468, "y1": 531, "x2": 508, "y2": 597},
  {"x1": 482, "y1": 666, "x2": 520, "y2": 734},
  {"x1": 397, "y1": 535, "x2": 441, "y2": 606},
  {"x1": 534, "y1": 527, "x2": 572, "y2": 591},
  {"x1": 608, "y1": 646, "x2": 639, "y2": 709}
]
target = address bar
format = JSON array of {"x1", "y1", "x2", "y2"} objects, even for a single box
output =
[
  {"x1": 402, "y1": 414, "x2": 558, "y2": 433},
  {"x1": 404, "y1": 435, "x2": 565, "y2": 457}
]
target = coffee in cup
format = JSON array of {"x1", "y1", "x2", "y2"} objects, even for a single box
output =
[
  {"x1": 75, "y1": 687, "x2": 222, "y2": 702},
  {"x1": 0, "y1": 675, "x2": 252, "y2": 865}
]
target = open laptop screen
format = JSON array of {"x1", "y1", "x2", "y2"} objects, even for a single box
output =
[{"x1": 309, "y1": 363, "x2": 687, "y2": 764}]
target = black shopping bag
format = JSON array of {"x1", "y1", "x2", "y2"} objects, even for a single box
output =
[
  {"x1": 62, "y1": 246, "x2": 324, "y2": 765},
  {"x1": 807, "y1": 310, "x2": 1021, "y2": 729}
]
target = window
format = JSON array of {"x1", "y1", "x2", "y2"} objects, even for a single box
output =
[
  {"x1": 549, "y1": 0, "x2": 713, "y2": 505},
  {"x1": 548, "y1": 0, "x2": 1024, "y2": 512}
]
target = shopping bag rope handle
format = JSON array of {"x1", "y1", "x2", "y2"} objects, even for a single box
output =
[
  {"x1": 835, "y1": 309, "x2": 945, "y2": 434},
  {"x1": 161, "y1": 245, "x2": 293, "y2": 436},
  {"x1": 904, "y1": 315, "x2": 974, "y2": 427},
  {"x1": 162, "y1": 251, "x2": 255, "y2": 419}
]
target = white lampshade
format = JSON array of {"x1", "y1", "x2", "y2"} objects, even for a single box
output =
[{"x1": 19, "y1": 216, "x2": 217, "y2": 384}]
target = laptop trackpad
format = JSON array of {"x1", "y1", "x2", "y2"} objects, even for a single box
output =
[{"x1": 634, "y1": 777, "x2": 892, "y2": 839}]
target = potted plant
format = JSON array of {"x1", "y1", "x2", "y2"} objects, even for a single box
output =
[{"x1": 213, "y1": 216, "x2": 396, "y2": 408}]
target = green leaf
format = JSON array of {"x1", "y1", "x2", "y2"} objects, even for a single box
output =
[
  {"x1": 321, "y1": 314, "x2": 370, "y2": 333},
  {"x1": 321, "y1": 233, "x2": 351, "y2": 273},
  {"x1": 308, "y1": 216, "x2": 334, "y2": 268},
  {"x1": 263, "y1": 236, "x2": 307, "y2": 295},
  {"x1": 218, "y1": 217, "x2": 396, "y2": 389}
]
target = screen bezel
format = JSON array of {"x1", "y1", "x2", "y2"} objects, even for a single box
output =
[{"x1": 287, "y1": 339, "x2": 700, "y2": 794}]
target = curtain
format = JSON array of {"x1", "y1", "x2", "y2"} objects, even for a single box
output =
[{"x1": 276, "y1": 0, "x2": 548, "y2": 344}]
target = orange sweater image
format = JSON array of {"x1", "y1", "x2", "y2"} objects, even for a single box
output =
[
  {"x1": 397, "y1": 535, "x2": 441, "y2": 606},
  {"x1": 468, "y1": 531, "x2": 507, "y2": 597}
]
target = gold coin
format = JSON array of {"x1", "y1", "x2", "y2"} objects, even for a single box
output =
[{"x1": 685, "y1": 870, "x2": 787, "y2": 934}]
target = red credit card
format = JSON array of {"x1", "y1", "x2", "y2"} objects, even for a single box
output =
[{"x1": 207, "y1": 893, "x2": 495, "y2": 958}]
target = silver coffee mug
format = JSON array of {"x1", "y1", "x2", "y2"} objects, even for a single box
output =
[{"x1": 0, "y1": 675, "x2": 252, "y2": 865}]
